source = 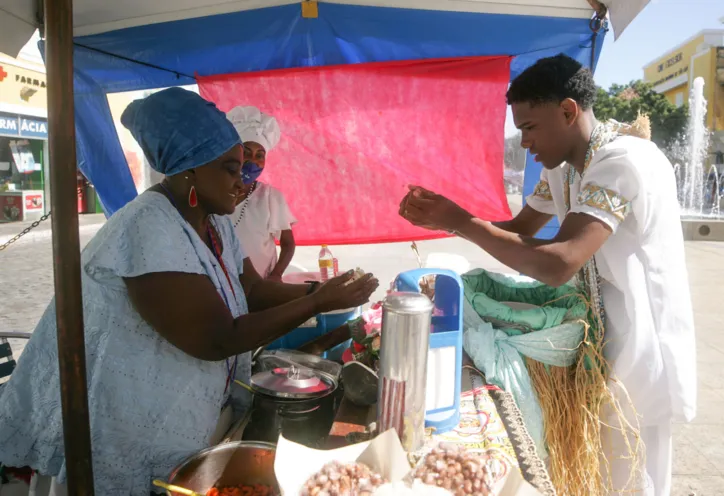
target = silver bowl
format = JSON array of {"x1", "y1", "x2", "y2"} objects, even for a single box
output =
[{"x1": 166, "y1": 441, "x2": 278, "y2": 495}]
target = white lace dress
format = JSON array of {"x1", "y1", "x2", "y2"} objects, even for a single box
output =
[{"x1": 0, "y1": 191, "x2": 252, "y2": 495}]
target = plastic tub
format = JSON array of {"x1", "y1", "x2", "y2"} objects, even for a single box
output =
[{"x1": 266, "y1": 307, "x2": 361, "y2": 360}]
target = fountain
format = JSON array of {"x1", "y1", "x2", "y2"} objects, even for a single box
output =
[
  {"x1": 675, "y1": 78, "x2": 724, "y2": 240},
  {"x1": 679, "y1": 77, "x2": 712, "y2": 215},
  {"x1": 706, "y1": 164, "x2": 721, "y2": 218}
]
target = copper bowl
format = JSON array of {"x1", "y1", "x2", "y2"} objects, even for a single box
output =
[{"x1": 166, "y1": 441, "x2": 278, "y2": 495}]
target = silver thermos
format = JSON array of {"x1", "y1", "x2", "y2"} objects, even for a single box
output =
[{"x1": 377, "y1": 292, "x2": 433, "y2": 452}]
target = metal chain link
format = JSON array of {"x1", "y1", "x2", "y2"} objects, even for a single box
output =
[{"x1": 0, "y1": 211, "x2": 52, "y2": 251}]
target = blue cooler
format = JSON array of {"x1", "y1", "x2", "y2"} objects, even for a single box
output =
[
  {"x1": 394, "y1": 269, "x2": 463, "y2": 434},
  {"x1": 265, "y1": 307, "x2": 361, "y2": 361}
]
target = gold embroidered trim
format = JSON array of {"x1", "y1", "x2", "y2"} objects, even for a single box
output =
[
  {"x1": 576, "y1": 184, "x2": 631, "y2": 222},
  {"x1": 532, "y1": 180, "x2": 553, "y2": 201}
]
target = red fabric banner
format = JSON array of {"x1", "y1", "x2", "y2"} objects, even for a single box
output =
[{"x1": 198, "y1": 56, "x2": 512, "y2": 246}]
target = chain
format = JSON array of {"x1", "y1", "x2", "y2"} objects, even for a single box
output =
[{"x1": 0, "y1": 211, "x2": 52, "y2": 251}]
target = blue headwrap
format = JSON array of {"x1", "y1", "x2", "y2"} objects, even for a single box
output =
[{"x1": 121, "y1": 87, "x2": 241, "y2": 176}]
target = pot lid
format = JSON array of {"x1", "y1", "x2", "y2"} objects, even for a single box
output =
[
  {"x1": 383, "y1": 292, "x2": 434, "y2": 314},
  {"x1": 250, "y1": 366, "x2": 335, "y2": 399}
]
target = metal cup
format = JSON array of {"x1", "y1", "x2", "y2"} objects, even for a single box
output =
[{"x1": 377, "y1": 292, "x2": 433, "y2": 452}]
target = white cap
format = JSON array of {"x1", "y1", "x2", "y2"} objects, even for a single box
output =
[{"x1": 226, "y1": 106, "x2": 281, "y2": 152}]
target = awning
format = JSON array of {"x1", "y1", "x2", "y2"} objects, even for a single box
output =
[
  {"x1": 0, "y1": 0, "x2": 649, "y2": 57},
  {"x1": 0, "y1": 0, "x2": 651, "y2": 244}
]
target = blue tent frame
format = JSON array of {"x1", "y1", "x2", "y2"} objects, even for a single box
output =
[{"x1": 43, "y1": 3, "x2": 606, "y2": 230}]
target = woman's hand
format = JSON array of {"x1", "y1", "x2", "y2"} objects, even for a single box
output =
[
  {"x1": 312, "y1": 271, "x2": 379, "y2": 313},
  {"x1": 399, "y1": 185, "x2": 473, "y2": 233}
]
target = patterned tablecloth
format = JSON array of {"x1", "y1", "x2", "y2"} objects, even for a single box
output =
[
  {"x1": 332, "y1": 367, "x2": 556, "y2": 495},
  {"x1": 417, "y1": 369, "x2": 556, "y2": 496}
]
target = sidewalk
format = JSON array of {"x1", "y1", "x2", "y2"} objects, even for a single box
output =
[{"x1": 0, "y1": 213, "x2": 106, "y2": 246}]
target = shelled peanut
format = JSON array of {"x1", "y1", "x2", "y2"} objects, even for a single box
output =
[
  {"x1": 413, "y1": 446, "x2": 493, "y2": 496},
  {"x1": 301, "y1": 461, "x2": 385, "y2": 496}
]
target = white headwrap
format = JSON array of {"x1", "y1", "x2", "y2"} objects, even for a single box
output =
[{"x1": 226, "y1": 106, "x2": 281, "y2": 152}]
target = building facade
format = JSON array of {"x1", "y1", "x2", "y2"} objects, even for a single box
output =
[
  {"x1": 0, "y1": 34, "x2": 49, "y2": 222},
  {"x1": 643, "y1": 29, "x2": 724, "y2": 160},
  {"x1": 0, "y1": 33, "x2": 107, "y2": 221}
]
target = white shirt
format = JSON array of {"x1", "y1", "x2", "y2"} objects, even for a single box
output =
[
  {"x1": 526, "y1": 135, "x2": 696, "y2": 425},
  {"x1": 231, "y1": 182, "x2": 297, "y2": 278}
]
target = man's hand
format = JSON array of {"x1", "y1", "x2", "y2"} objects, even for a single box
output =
[{"x1": 399, "y1": 186, "x2": 473, "y2": 233}]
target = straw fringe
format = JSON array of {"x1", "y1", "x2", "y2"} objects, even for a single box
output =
[
  {"x1": 522, "y1": 293, "x2": 643, "y2": 495},
  {"x1": 610, "y1": 113, "x2": 652, "y2": 141}
]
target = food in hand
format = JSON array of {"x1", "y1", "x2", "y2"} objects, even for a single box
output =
[
  {"x1": 344, "y1": 267, "x2": 366, "y2": 286},
  {"x1": 413, "y1": 446, "x2": 493, "y2": 496},
  {"x1": 206, "y1": 484, "x2": 277, "y2": 496},
  {"x1": 301, "y1": 461, "x2": 386, "y2": 495}
]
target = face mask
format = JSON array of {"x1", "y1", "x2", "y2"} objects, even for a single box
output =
[{"x1": 241, "y1": 161, "x2": 264, "y2": 185}]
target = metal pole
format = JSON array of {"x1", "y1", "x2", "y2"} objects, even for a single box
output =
[{"x1": 44, "y1": 0, "x2": 95, "y2": 492}]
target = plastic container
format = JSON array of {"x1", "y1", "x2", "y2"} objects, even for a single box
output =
[
  {"x1": 318, "y1": 245, "x2": 334, "y2": 282},
  {"x1": 394, "y1": 269, "x2": 463, "y2": 435},
  {"x1": 265, "y1": 307, "x2": 361, "y2": 361}
]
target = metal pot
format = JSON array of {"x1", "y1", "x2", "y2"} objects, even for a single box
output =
[
  {"x1": 242, "y1": 366, "x2": 341, "y2": 449},
  {"x1": 166, "y1": 441, "x2": 277, "y2": 495}
]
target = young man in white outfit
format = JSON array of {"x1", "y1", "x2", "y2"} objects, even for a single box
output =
[{"x1": 399, "y1": 54, "x2": 696, "y2": 495}]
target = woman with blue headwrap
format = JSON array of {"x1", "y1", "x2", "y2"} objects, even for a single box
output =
[{"x1": 0, "y1": 88, "x2": 378, "y2": 496}]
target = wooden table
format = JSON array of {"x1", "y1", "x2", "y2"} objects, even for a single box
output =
[
  {"x1": 325, "y1": 359, "x2": 480, "y2": 449},
  {"x1": 325, "y1": 397, "x2": 375, "y2": 449}
]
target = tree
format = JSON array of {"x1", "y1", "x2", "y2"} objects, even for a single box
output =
[{"x1": 594, "y1": 80, "x2": 688, "y2": 153}]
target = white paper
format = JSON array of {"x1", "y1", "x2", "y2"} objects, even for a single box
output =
[
  {"x1": 356, "y1": 429, "x2": 410, "y2": 483},
  {"x1": 275, "y1": 429, "x2": 409, "y2": 495},
  {"x1": 275, "y1": 429, "x2": 543, "y2": 496}
]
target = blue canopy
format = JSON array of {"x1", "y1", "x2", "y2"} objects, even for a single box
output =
[{"x1": 38, "y1": 2, "x2": 606, "y2": 230}]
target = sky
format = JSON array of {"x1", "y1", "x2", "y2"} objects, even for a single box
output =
[
  {"x1": 595, "y1": 0, "x2": 724, "y2": 89},
  {"x1": 505, "y1": 0, "x2": 724, "y2": 136}
]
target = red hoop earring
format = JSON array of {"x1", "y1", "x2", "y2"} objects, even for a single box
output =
[{"x1": 188, "y1": 186, "x2": 198, "y2": 208}]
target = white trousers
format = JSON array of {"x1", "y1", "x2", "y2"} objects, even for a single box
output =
[{"x1": 602, "y1": 421, "x2": 673, "y2": 496}]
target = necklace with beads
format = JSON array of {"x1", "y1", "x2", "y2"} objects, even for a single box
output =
[
  {"x1": 563, "y1": 123, "x2": 604, "y2": 212},
  {"x1": 565, "y1": 122, "x2": 613, "y2": 339},
  {"x1": 234, "y1": 181, "x2": 258, "y2": 228}
]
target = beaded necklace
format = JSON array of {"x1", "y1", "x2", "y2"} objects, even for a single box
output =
[
  {"x1": 233, "y1": 181, "x2": 258, "y2": 228},
  {"x1": 564, "y1": 122, "x2": 619, "y2": 339}
]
